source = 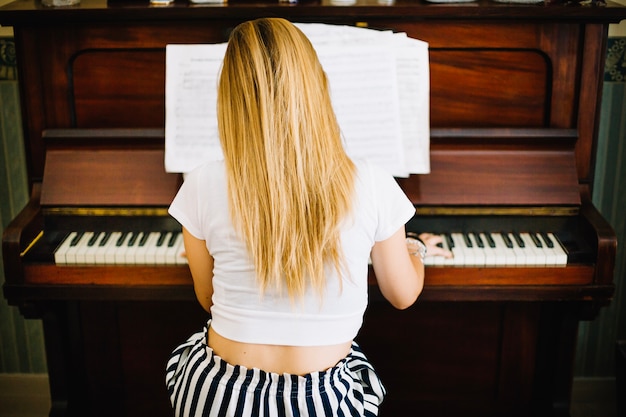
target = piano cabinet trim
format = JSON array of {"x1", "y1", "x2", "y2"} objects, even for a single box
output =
[
  {"x1": 4, "y1": 280, "x2": 614, "y2": 305},
  {"x1": 580, "y1": 200, "x2": 618, "y2": 287},
  {"x1": 15, "y1": 264, "x2": 607, "y2": 302},
  {"x1": 1, "y1": 183, "x2": 43, "y2": 287}
]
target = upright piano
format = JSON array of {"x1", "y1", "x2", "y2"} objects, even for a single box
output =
[{"x1": 1, "y1": 0, "x2": 624, "y2": 416}]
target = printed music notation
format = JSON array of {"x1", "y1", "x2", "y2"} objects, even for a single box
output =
[{"x1": 164, "y1": 23, "x2": 430, "y2": 177}]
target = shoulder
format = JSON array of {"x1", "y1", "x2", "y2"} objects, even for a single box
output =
[
  {"x1": 185, "y1": 160, "x2": 225, "y2": 180},
  {"x1": 352, "y1": 159, "x2": 397, "y2": 189},
  {"x1": 182, "y1": 160, "x2": 226, "y2": 187}
]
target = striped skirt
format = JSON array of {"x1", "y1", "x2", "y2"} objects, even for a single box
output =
[{"x1": 165, "y1": 322, "x2": 386, "y2": 417}]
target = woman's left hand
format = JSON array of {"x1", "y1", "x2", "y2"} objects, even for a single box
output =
[{"x1": 417, "y1": 233, "x2": 453, "y2": 259}]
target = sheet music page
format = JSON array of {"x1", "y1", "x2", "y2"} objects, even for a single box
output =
[
  {"x1": 315, "y1": 44, "x2": 406, "y2": 176},
  {"x1": 165, "y1": 43, "x2": 226, "y2": 173},
  {"x1": 396, "y1": 34, "x2": 430, "y2": 174},
  {"x1": 164, "y1": 24, "x2": 430, "y2": 176},
  {"x1": 296, "y1": 23, "x2": 430, "y2": 174}
]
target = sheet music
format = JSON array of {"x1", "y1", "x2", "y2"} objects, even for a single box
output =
[
  {"x1": 396, "y1": 34, "x2": 430, "y2": 174},
  {"x1": 165, "y1": 24, "x2": 430, "y2": 177},
  {"x1": 165, "y1": 43, "x2": 226, "y2": 172}
]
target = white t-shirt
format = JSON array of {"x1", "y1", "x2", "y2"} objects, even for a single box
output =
[{"x1": 168, "y1": 159, "x2": 415, "y2": 346}]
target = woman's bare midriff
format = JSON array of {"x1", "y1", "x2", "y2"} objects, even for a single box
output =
[{"x1": 207, "y1": 326, "x2": 352, "y2": 375}]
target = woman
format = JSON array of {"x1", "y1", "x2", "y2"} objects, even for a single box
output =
[{"x1": 166, "y1": 17, "x2": 448, "y2": 417}]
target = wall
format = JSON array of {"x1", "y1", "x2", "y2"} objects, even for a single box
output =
[
  {"x1": 0, "y1": 36, "x2": 48, "y2": 373},
  {"x1": 575, "y1": 32, "x2": 626, "y2": 376}
]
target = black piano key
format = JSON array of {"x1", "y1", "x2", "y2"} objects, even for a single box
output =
[
  {"x1": 484, "y1": 233, "x2": 496, "y2": 248},
  {"x1": 512, "y1": 232, "x2": 525, "y2": 248},
  {"x1": 116, "y1": 232, "x2": 129, "y2": 246},
  {"x1": 168, "y1": 231, "x2": 180, "y2": 247},
  {"x1": 463, "y1": 233, "x2": 473, "y2": 248},
  {"x1": 70, "y1": 232, "x2": 84, "y2": 246},
  {"x1": 540, "y1": 232, "x2": 555, "y2": 248},
  {"x1": 99, "y1": 232, "x2": 111, "y2": 246},
  {"x1": 138, "y1": 232, "x2": 150, "y2": 247},
  {"x1": 128, "y1": 232, "x2": 140, "y2": 247},
  {"x1": 501, "y1": 233, "x2": 514, "y2": 248},
  {"x1": 472, "y1": 232, "x2": 484, "y2": 248},
  {"x1": 156, "y1": 232, "x2": 167, "y2": 247},
  {"x1": 531, "y1": 233, "x2": 543, "y2": 248},
  {"x1": 87, "y1": 232, "x2": 101, "y2": 246},
  {"x1": 445, "y1": 233, "x2": 455, "y2": 249}
]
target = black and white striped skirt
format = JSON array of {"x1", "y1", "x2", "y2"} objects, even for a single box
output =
[{"x1": 165, "y1": 322, "x2": 386, "y2": 417}]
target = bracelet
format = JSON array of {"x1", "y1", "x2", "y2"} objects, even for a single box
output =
[{"x1": 406, "y1": 237, "x2": 427, "y2": 261}]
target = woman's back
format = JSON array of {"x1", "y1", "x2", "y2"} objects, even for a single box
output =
[{"x1": 166, "y1": 17, "x2": 426, "y2": 416}]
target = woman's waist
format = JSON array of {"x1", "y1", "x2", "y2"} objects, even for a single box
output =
[
  {"x1": 207, "y1": 326, "x2": 352, "y2": 375},
  {"x1": 210, "y1": 303, "x2": 364, "y2": 346}
]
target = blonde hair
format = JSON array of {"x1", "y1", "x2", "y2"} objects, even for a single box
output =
[{"x1": 217, "y1": 18, "x2": 356, "y2": 299}]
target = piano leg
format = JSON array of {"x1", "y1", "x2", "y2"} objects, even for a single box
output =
[
  {"x1": 532, "y1": 303, "x2": 581, "y2": 417},
  {"x1": 41, "y1": 302, "x2": 81, "y2": 417}
]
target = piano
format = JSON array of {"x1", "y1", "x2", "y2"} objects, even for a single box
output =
[{"x1": 1, "y1": 0, "x2": 624, "y2": 416}]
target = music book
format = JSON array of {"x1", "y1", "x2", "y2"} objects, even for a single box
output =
[{"x1": 164, "y1": 23, "x2": 430, "y2": 177}]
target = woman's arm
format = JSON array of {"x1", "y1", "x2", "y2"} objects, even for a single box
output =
[
  {"x1": 182, "y1": 227, "x2": 215, "y2": 312},
  {"x1": 370, "y1": 227, "x2": 424, "y2": 310}
]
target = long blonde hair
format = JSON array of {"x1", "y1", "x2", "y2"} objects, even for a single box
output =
[{"x1": 217, "y1": 18, "x2": 356, "y2": 299}]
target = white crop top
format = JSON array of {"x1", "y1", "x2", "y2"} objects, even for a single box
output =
[{"x1": 168, "y1": 159, "x2": 415, "y2": 346}]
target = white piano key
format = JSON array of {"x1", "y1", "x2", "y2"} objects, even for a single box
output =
[
  {"x1": 124, "y1": 232, "x2": 145, "y2": 264},
  {"x1": 165, "y1": 232, "x2": 188, "y2": 265},
  {"x1": 68, "y1": 232, "x2": 94, "y2": 265},
  {"x1": 519, "y1": 233, "x2": 545, "y2": 266},
  {"x1": 155, "y1": 232, "x2": 172, "y2": 265},
  {"x1": 113, "y1": 232, "x2": 133, "y2": 265},
  {"x1": 64, "y1": 232, "x2": 85, "y2": 264},
  {"x1": 146, "y1": 232, "x2": 167, "y2": 265},
  {"x1": 83, "y1": 232, "x2": 106, "y2": 264},
  {"x1": 54, "y1": 232, "x2": 77, "y2": 265},
  {"x1": 466, "y1": 233, "x2": 486, "y2": 266},
  {"x1": 98, "y1": 232, "x2": 122, "y2": 265},
  {"x1": 479, "y1": 233, "x2": 498, "y2": 266},
  {"x1": 543, "y1": 233, "x2": 568, "y2": 266},
  {"x1": 511, "y1": 232, "x2": 529, "y2": 264},
  {"x1": 136, "y1": 232, "x2": 160, "y2": 265},
  {"x1": 506, "y1": 232, "x2": 528, "y2": 266},
  {"x1": 490, "y1": 233, "x2": 515, "y2": 266},
  {"x1": 450, "y1": 233, "x2": 469, "y2": 266}
]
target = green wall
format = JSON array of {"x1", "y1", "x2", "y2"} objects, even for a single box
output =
[
  {"x1": 0, "y1": 37, "x2": 47, "y2": 373},
  {"x1": 576, "y1": 37, "x2": 626, "y2": 376}
]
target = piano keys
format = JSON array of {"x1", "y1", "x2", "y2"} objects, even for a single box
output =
[
  {"x1": 54, "y1": 231, "x2": 187, "y2": 265},
  {"x1": 51, "y1": 229, "x2": 566, "y2": 267},
  {"x1": 419, "y1": 231, "x2": 568, "y2": 266}
]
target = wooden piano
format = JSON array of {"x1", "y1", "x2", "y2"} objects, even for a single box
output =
[{"x1": 1, "y1": 0, "x2": 624, "y2": 415}]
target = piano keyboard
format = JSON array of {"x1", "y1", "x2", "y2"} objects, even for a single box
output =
[
  {"x1": 54, "y1": 230, "x2": 566, "y2": 267},
  {"x1": 54, "y1": 231, "x2": 188, "y2": 265},
  {"x1": 422, "y1": 232, "x2": 568, "y2": 266}
]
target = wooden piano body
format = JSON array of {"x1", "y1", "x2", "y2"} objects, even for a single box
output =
[{"x1": 1, "y1": 0, "x2": 624, "y2": 415}]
